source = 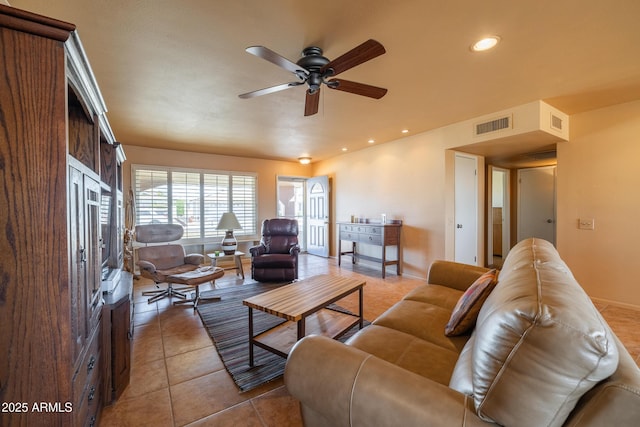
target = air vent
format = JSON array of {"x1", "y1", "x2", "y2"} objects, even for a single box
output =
[
  {"x1": 550, "y1": 114, "x2": 563, "y2": 131},
  {"x1": 474, "y1": 114, "x2": 512, "y2": 136},
  {"x1": 526, "y1": 150, "x2": 557, "y2": 161}
]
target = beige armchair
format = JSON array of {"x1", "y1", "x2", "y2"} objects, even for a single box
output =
[{"x1": 136, "y1": 224, "x2": 223, "y2": 305}]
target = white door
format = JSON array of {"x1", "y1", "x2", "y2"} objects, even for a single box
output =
[
  {"x1": 306, "y1": 175, "x2": 330, "y2": 257},
  {"x1": 454, "y1": 154, "x2": 478, "y2": 265},
  {"x1": 518, "y1": 166, "x2": 556, "y2": 245}
]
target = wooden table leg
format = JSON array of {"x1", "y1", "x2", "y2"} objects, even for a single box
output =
[
  {"x1": 352, "y1": 242, "x2": 356, "y2": 264},
  {"x1": 235, "y1": 254, "x2": 245, "y2": 279},
  {"x1": 297, "y1": 317, "x2": 305, "y2": 340},
  {"x1": 381, "y1": 244, "x2": 386, "y2": 278},
  {"x1": 358, "y1": 286, "x2": 364, "y2": 329},
  {"x1": 248, "y1": 307, "x2": 254, "y2": 367}
]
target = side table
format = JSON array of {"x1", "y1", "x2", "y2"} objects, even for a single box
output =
[{"x1": 207, "y1": 251, "x2": 245, "y2": 279}]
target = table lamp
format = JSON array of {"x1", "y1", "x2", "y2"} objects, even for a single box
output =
[{"x1": 216, "y1": 212, "x2": 242, "y2": 255}]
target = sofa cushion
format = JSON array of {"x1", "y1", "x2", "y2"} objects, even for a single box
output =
[
  {"x1": 445, "y1": 269, "x2": 497, "y2": 336},
  {"x1": 347, "y1": 325, "x2": 461, "y2": 385},
  {"x1": 373, "y1": 299, "x2": 469, "y2": 353},
  {"x1": 402, "y1": 283, "x2": 464, "y2": 310},
  {"x1": 466, "y1": 238, "x2": 619, "y2": 427}
]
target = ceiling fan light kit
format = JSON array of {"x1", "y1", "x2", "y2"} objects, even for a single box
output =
[{"x1": 239, "y1": 39, "x2": 388, "y2": 116}]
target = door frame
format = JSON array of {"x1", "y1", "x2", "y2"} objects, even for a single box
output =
[
  {"x1": 275, "y1": 175, "x2": 331, "y2": 256},
  {"x1": 275, "y1": 176, "x2": 307, "y2": 251}
]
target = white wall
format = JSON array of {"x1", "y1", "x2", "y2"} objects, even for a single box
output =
[
  {"x1": 313, "y1": 128, "x2": 454, "y2": 279},
  {"x1": 557, "y1": 99, "x2": 640, "y2": 308}
]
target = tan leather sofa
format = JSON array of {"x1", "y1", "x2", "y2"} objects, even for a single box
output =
[{"x1": 284, "y1": 238, "x2": 640, "y2": 426}]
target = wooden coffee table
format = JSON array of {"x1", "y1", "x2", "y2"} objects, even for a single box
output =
[{"x1": 242, "y1": 275, "x2": 366, "y2": 366}]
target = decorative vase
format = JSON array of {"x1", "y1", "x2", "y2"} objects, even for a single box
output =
[{"x1": 221, "y1": 230, "x2": 237, "y2": 255}]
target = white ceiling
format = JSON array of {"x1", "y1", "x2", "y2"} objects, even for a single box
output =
[{"x1": 9, "y1": 0, "x2": 640, "y2": 163}]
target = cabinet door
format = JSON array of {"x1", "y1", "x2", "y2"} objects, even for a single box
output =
[
  {"x1": 84, "y1": 175, "x2": 103, "y2": 331},
  {"x1": 111, "y1": 299, "x2": 131, "y2": 400},
  {"x1": 70, "y1": 166, "x2": 88, "y2": 364},
  {"x1": 70, "y1": 167, "x2": 103, "y2": 367}
]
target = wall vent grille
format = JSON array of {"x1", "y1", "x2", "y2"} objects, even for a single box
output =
[
  {"x1": 474, "y1": 115, "x2": 512, "y2": 136},
  {"x1": 551, "y1": 114, "x2": 563, "y2": 131}
]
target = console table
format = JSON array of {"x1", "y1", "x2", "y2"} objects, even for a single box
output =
[{"x1": 337, "y1": 221, "x2": 402, "y2": 278}]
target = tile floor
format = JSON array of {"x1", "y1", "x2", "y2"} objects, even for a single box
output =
[{"x1": 100, "y1": 254, "x2": 640, "y2": 426}]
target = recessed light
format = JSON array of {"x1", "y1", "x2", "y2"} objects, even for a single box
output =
[
  {"x1": 471, "y1": 36, "x2": 501, "y2": 52},
  {"x1": 341, "y1": 147, "x2": 348, "y2": 152},
  {"x1": 368, "y1": 139, "x2": 375, "y2": 144},
  {"x1": 401, "y1": 129, "x2": 409, "y2": 134}
]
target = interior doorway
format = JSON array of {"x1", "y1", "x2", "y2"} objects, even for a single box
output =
[{"x1": 488, "y1": 166, "x2": 510, "y2": 267}]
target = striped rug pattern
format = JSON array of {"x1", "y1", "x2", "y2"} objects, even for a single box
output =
[{"x1": 197, "y1": 282, "x2": 367, "y2": 392}]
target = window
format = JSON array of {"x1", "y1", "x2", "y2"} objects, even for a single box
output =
[{"x1": 132, "y1": 165, "x2": 257, "y2": 239}]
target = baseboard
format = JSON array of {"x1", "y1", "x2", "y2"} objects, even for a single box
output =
[{"x1": 590, "y1": 296, "x2": 640, "y2": 312}]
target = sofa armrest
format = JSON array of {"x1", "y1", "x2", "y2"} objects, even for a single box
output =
[
  {"x1": 184, "y1": 253, "x2": 204, "y2": 265},
  {"x1": 285, "y1": 335, "x2": 485, "y2": 427},
  {"x1": 427, "y1": 260, "x2": 491, "y2": 291}
]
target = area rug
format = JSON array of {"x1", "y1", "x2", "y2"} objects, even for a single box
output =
[{"x1": 197, "y1": 281, "x2": 368, "y2": 392}]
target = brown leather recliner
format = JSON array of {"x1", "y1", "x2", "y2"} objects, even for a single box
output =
[{"x1": 250, "y1": 218, "x2": 300, "y2": 282}]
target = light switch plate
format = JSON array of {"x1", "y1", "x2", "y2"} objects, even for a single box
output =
[{"x1": 578, "y1": 218, "x2": 595, "y2": 230}]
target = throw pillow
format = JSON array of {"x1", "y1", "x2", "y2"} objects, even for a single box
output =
[{"x1": 445, "y1": 269, "x2": 498, "y2": 336}]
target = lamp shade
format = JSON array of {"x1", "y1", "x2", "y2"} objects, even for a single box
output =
[
  {"x1": 216, "y1": 212, "x2": 242, "y2": 230},
  {"x1": 216, "y1": 212, "x2": 242, "y2": 255}
]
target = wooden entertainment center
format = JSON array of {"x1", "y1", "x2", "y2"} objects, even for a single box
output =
[{"x1": 0, "y1": 5, "x2": 132, "y2": 426}]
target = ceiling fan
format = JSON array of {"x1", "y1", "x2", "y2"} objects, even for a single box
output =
[{"x1": 239, "y1": 39, "x2": 388, "y2": 116}]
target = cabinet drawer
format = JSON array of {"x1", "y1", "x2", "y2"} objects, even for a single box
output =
[
  {"x1": 77, "y1": 375, "x2": 102, "y2": 427},
  {"x1": 341, "y1": 231, "x2": 358, "y2": 241},
  {"x1": 73, "y1": 324, "x2": 101, "y2": 414},
  {"x1": 357, "y1": 226, "x2": 381, "y2": 235},
  {"x1": 340, "y1": 224, "x2": 356, "y2": 232},
  {"x1": 359, "y1": 233, "x2": 382, "y2": 245}
]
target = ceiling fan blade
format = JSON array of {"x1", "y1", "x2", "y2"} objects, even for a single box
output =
[
  {"x1": 245, "y1": 46, "x2": 309, "y2": 77},
  {"x1": 239, "y1": 82, "x2": 302, "y2": 99},
  {"x1": 320, "y1": 39, "x2": 386, "y2": 76},
  {"x1": 304, "y1": 89, "x2": 320, "y2": 116},
  {"x1": 327, "y1": 79, "x2": 387, "y2": 99}
]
